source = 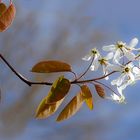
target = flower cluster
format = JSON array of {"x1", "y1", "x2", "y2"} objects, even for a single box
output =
[{"x1": 82, "y1": 38, "x2": 140, "y2": 103}]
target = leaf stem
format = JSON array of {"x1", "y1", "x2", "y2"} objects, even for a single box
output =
[
  {"x1": 71, "y1": 71, "x2": 77, "y2": 80},
  {"x1": 76, "y1": 56, "x2": 94, "y2": 80},
  {"x1": 71, "y1": 71, "x2": 117, "y2": 84}
]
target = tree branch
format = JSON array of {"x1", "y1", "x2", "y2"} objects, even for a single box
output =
[
  {"x1": 0, "y1": 54, "x2": 52, "y2": 86},
  {"x1": 0, "y1": 53, "x2": 116, "y2": 86}
]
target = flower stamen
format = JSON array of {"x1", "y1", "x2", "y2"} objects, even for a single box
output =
[
  {"x1": 98, "y1": 58, "x2": 107, "y2": 65},
  {"x1": 124, "y1": 67, "x2": 130, "y2": 73},
  {"x1": 91, "y1": 49, "x2": 98, "y2": 55}
]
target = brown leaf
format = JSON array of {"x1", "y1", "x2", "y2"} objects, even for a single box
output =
[
  {"x1": 0, "y1": 3, "x2": 16, "y2": 32},
  {"x1": 46, "y1": 76, "x2": 71, "y2": 103},
  {"x1": 31, "y1": 60, "x2": 72, "y2": 73},
  {"x1": 35, "y1": 98, "x2": 64, "y2": 119},
  {"x1": 81, "y1": 85, "x2": 93, "y2": 110},
  {"x1": 94, "y1": 84, "x2": 105, "y2": 98},
  {"x1": 56, "y1": 92, "x2": 84, "y2": 122}
]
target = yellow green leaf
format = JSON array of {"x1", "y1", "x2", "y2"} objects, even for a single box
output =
[
  {"x1": 31, "y1": 60, "x2": 72, "y2": 73},
  {"x1": 0, "y1": 3, "x2": 16, "y2": 32},
  {"x1": 95, "y1": 84, "x2": 105, "y2": 98},
  {"x1": 0, "y1": 3, "x2": 7, "y2": 16},
  {"x1": 81, "y1": 85, "x2": 93, "y2": 110},
  {"x1": 46, "y1": 76, "x2": 71, "y2": 103},
  {"x1": 35, "y1": 98, "x2": 64, "y2": 119},
  {"x1": 56, "y1": 92, "x2": 84, "y2": 122}
]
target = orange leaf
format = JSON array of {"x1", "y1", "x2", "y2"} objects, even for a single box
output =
[
  {"x1": 36, "y1": 98, "x2": 64, "y2": 119},
  {"x1": 94, "y1": 84, "x2": 105, "y2": 98},
  {"x1": 31, "y1": 60, "x2": 72, "y2": 73},
  {"x1": 0, "y1": 3, "x2": 7, "y2": 16},
  {"x1": 81, "y1": 85, "x2": 93, "y2": 110},
  {"x1": 56, "y1": 92, "x2": 84, "y2": 122},
  {"x1": 35, "y1": 76, "x2": 71, "y2": 119},
  {"x1": 0, "y1": 3, "x2": 16, "y2": 32}
]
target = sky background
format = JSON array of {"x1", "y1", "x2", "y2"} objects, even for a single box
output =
[{"x1": 1, "y1": 0, "x2": 140, "y2": 140}]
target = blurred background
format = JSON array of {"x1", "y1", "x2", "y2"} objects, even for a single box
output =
[{"x1": 0, "y1": 0, "x2": 140, "y2": 140}]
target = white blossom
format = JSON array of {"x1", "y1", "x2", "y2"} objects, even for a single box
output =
[
  {"x1": 109, "y1": 63, "x2": 136, "y2": 86},
  {"x1": 90, "y1": 52, "x2": 113, "y2": 73},
  {"x1": 110, "y1": 93, "x2": 125, "y2": 104},
  {"x1": 106, "y1": 62, "x2": 140, "y2": 103},
  {"x1": 132, "y1": 66, "x2": 140, "y2": 81},
  {"x1": 102, "y1": 38, "x2": 139, "y2": 64},
  {"x1": 82, "y1": 38, "x2": 140, "y2": 104},
  {"x1": 82, "y1": 48, "x2": 100, "y2": 61},
  {"x1": 83, "y1": 48, "x2": 113, "y2": 80}
]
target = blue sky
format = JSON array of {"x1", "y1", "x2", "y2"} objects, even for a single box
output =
[{"x1": 1, "y1": 0, "x2": 140, "y2": 140}]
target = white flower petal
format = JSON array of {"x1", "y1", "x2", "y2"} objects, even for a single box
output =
[
  {"x1": 102, "y1": 66, "x2": 109, "y2": 80},
  {"x1": 117, "y1": 86, "x2": 123, "y2": 96},
  {"x1": 133, "y1": 67, "x2": 140, "y2": 74},
  {"x1": 90, "y1": 65, "x2": 95, "y2": 71},
  {"x1": 113, "y1": 49, "x2": 121, "y2": 64},
  {"x1": 105, "y1": 75, "x2": 109, "y2": 80},
  {"x1": 111, "y1": 94, "x2": 120, "y2": 101},
  {"x1": 106, "y1": 64, "x2": 122, "y2": 72},
  {"x1": 128, "y1": 72, "x2": 135, "y2": 82},
  {"x1": 111, "y1": 79, "x2": 118, "y2": 85},
  {"x1": 90, "y1": 60, "x2": 100, "y2": 71},
  {"x1": 105, "y1": 52, "x2": 114, "y2": 60},
  {"x1": 135, "y1": 75, "x2": 140, "y2": 81},
  {"x1": 107, "y1": 94, "x2": 125, "y2": 104},
  {"x1": 102, "y1": 45, "x2": 116, "y2": 51},
  {"x1": 129, "y1": 38, "x2": 138, "y2": 48},
  {"x1": 120, "y1": 80, "x2": 132, "y2": 91},
  {"x1": 127, "y1": 63, "x2": 134, "y2": 68},
  {"x1": 122, "y1": 48, "x2": 135, "y2": 61},
  {"x1": 82, "y1": 53, "x2": 92, "y2": 61},
  {"x1": 111, "y1": 74, "x2": 126, "y2": 86}
]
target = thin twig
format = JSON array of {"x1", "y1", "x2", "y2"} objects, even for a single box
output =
[
  {"x1": 76, "y1": 56, "x2": 94, "y2": 80},
  {"x1": 71, "y1": 71, "x2": 77, "y2": 81}
]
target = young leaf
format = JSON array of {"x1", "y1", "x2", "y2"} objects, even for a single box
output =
[
  {"x1": 81, "y1": 85, "x2": 93, "y2": 110},
  {"x1": 35, "y1": 76, "x2": 71, "y2": 119},
  {"x1": 46, "y1": 76, "x2": 71, "y2": 103},
  {"x1": 94, "y1": 84, "x2": 105, "y2": 98},
  {"x1": 0, "y1": 3, "x2": 16, "y2": 32},
  {"x1": 31, "y1": 60, "x2": 72, "y2": 73},
  {"x1": 56, "y1": 92, "x2": 84, "y2": 122},
  {"x1": 0, "y1": 3, "x2": 7, "y2": 16},
  {"x1": 35, "y1": 98, "x2": 64, "y2": 119}
]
